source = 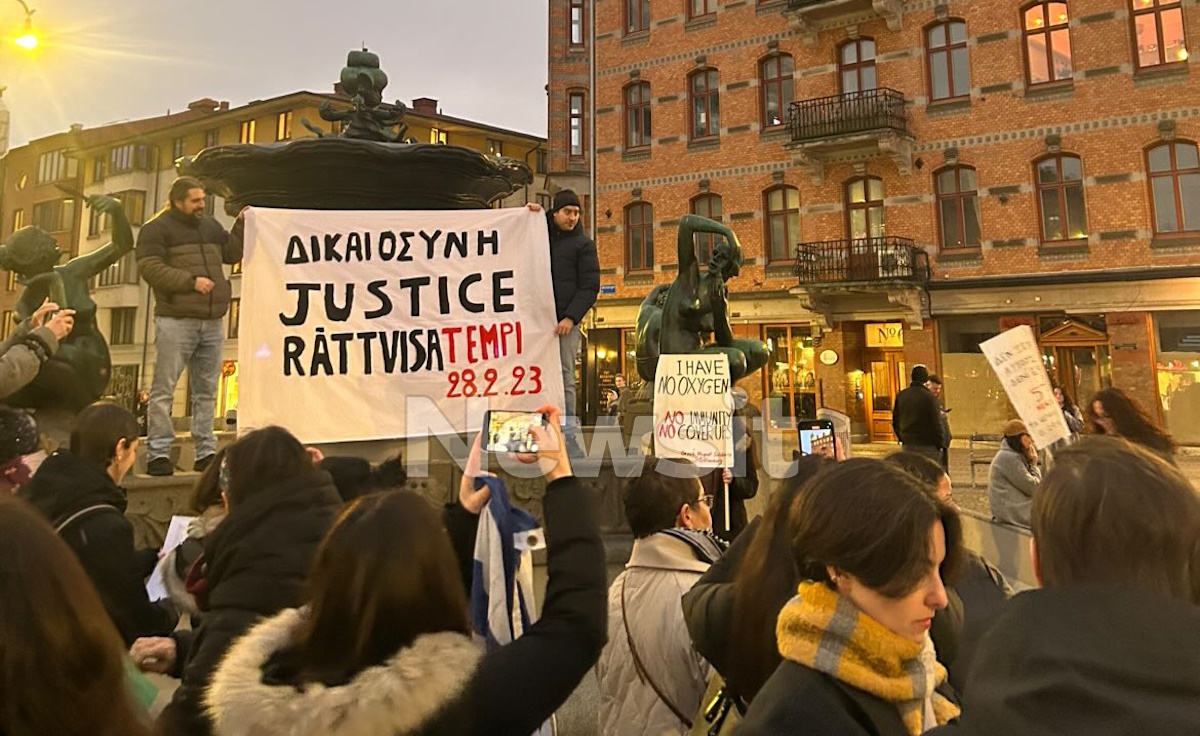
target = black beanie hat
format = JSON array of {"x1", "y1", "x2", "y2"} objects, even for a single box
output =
[
  {"x1": 552, "y1": 189, "x2": 582, "y2": 213},
  {"x1": 0, "y1": 407, "x2": 39, "y2": 464}
]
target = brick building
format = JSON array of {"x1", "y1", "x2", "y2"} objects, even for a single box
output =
[
  {"x1": 548, "y1": 0, "x2": 1200, "y2": 446},
  {"x1": 1, "y1": 90, "x2": 548, "y2": 420}
]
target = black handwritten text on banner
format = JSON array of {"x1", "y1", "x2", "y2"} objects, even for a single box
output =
[{"x1": 238, "y1": 208, "x2": 564, "y2": 442}]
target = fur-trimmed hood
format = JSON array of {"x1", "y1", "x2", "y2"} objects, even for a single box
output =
[{"x1": 205, "y1": 608, "x2": 484, "y2": 736}]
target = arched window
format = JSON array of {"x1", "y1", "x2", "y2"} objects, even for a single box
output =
[
  {"x1": 1131, "y1": 0, "x2": 1187, "y2": 69},
  {"x1": 1035, "y1": 154, "x2": 1088, "y2": 242},
  {"x1": 935, "y1": 166, "x2": 981, "y2": 249},
  {"x1": 1148, "y1": 141, "x2": 1200, "y2": 234},
  {"x1": 926, "y1": 20, "x2": 970, "y2": 101},
  {"x1": 625, "y1": 82, "x2": 652, "y2": 150},
  {"x1": 625, "y1": 202, "x2": 654, "y2": 271},
  {"x1": 760, "y1": 54, "x2": 794, "y2": 128},
  {"x1": 689, "y1": 69, "x2": 721, "y2": 139},
  {"x1": 1022, "y1": 2, "x2": 1074, "y2": 85},
  {"x1": 764, "y1": 186, "x2": 801, "y2": 262},
  {"x1": 845, "y1": 176, "x2": 885, "y2": 240},
  {"x1": 838, "y1": 38, "x2": 877, "y2": 94},
  {"x1": 690, "y1": 194, "x2": 724, "y2": 264}
]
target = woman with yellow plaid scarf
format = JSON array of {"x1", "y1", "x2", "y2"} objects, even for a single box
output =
[{"x1": 739, "y1": 459, "x2": 964, "y2": 735}]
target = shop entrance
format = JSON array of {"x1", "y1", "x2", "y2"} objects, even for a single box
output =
[
  {"x1": 1039, "y1": 318, "x2": 1112, "y2": 408},
  {"x1": 862, "y1": 322, "x2": 906, "y2": 442},
  {"x1": 864, "y1": 351, "x2": 905, "y2": 441}
]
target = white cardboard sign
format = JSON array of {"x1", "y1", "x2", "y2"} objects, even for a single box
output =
[
  {"x1": 979, "y1": 325, "x2": 1070, "y2": 449},
  {"x1": 652, "y1": 354, "x2": 734, "y2": 468}
]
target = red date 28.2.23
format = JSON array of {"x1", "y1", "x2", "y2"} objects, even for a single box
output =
[{"x1": 446, "y1": 366, "x2": 543, "y2": 398}]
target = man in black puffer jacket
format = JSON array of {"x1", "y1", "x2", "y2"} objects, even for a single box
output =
[{"x1": 545, "y1": 190, "x2": 599, "y2": 453}]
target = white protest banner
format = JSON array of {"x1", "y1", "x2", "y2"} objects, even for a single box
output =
[
  {"x1": 238, "y1": 207, "x2": 564, "y2": 442},
  {"x1": 979, "y1": 325, "x2": 1070, "y2": 449},
  {"x1": 652, "y1": 354, "x2": 734, "y2": 468}
]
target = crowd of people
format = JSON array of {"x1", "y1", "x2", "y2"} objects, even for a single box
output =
[
  {"x1": 1, "y1": 182, "x2": 1198, "y2": 735},
  {"x1": 4, "y1": 389, "x2": 1195, "y2": 735}
]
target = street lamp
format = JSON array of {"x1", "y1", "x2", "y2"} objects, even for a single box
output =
[{"x1": 12, "y1": 0, "x2": 36, "y2": 50}]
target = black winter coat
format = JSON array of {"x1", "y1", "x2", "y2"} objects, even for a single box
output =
[
  {"x1": 547, "y1": 215, "x2": 600, "y2": 325},
  {"x1": 740, "y1": 660, "x2": 912, "y2": 736},
  {"x1": 203, "y1": 476, "x2": 609, "y2": 736},
  {"x1": 893, "y1": 383, "x2": 947, "y2": 449},
  {"x1": 156, "y1": 470, "x2": 343, "y2": 736},
  {"x1": 21, "y1": 450, "x2": 178, "y2": 646},
  {"x1": 683, "y1": 518, "x2": 985, "y2": 704},
  {"x1": 928, "y1": 585, "x2": 1200, "y2": 736},
  {"x1": 682, "y1": 516, "x2": 765, "y2": 701}
]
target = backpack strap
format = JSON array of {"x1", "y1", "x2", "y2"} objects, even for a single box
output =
[
  {"x1": 54, "y1": 503, "x2": 120, "y2": 536},
  {"x1": 621, "y1": 574, "x2": 694, "y2": 729}
]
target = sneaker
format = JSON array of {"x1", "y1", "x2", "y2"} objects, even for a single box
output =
[
  {"x1": 193, "y1": 455, "x2": 216, "y2": 473},
  {"x1": 146, "y1": 457, "x2": 175, "y2": 476}
]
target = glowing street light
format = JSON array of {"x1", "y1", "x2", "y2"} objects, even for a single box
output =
[{"x1": 12, "y1": 0, "x2": 36, "y2": 50}]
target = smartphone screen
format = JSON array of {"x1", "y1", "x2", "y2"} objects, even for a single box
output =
[
  {"x1": 798, "y1": 421, "x2": 837, "y2": 459},
  {"x1": 483, "y1": 410, "x2": 545, "y2": 454}
]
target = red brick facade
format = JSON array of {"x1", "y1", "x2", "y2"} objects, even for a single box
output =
[{"x1": 553, "y1": 0, "x2": 1200, "y2": 443}]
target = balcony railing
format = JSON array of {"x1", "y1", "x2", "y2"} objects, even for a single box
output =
[
  {"x1": 794, "y1": 237, "x2": 930, "y2": 285},
  {"x1": 787, "y1": 88, "x2": 909, "y2": 143}
]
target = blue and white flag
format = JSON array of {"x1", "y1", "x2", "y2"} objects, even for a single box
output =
[{"x1": 470, "y1": 475, "x2": 553, "y2": 734}]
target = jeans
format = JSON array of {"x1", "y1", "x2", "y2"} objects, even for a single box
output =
[
  {"x1": 558, "y1": 324, "x2": 582, "y2": 446},
  {"x1": 147, "y1": 317, "x2": 224, "y2": 462}
]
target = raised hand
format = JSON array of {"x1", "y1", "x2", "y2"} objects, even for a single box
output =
[
  {"x1": 515, "y1": 405, "x2": 573, "y2": 482},
  {"x1": 29, "y1": 298, "x2": 59, "y2": 328},
  {"x1": 459, "y1": 432, "x2": 494, "y2": 514},
  {"x1": 44, "y1": 310, "x2": 75, "y2": 340}
]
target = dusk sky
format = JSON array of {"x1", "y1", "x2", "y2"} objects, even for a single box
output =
[{"x1": 0, "y1": 0, "x2": 549, "y2": 148}]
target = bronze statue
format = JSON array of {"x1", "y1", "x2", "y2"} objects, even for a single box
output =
[
  {"x1": 635, "y1": 215, "x2": 769, "y2": 384},
  {"x1": 0, "y1": 195, "x2": 132, "y2": 410},
  {"x1": 303, "y1": 48, "x2": 409, "y2": 142}
]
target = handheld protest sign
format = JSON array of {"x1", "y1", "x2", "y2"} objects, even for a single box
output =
[
  {"x1": 238, "y1": 207, "x2": 564, "y2": 442},
  {"x1": 980, "y1": 325, "x2": 1071, "y2": 449},
  {"x1": 652, "y1": 354, "x2": 734, "y2": 469}
]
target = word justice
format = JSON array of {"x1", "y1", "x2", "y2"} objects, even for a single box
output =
[{"x1": 279, "y1": 272, "x2": 515, "y2": 325}]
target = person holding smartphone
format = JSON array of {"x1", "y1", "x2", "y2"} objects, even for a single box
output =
[{"x1": 201, "y1": 405, "x2": 608, "y2": 736}]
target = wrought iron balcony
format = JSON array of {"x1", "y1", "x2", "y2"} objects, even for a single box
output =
[
  {"x1": 787, "y1": 88, "x2": 909, "y2": 143},
  {"x1": 794, "y1": 237, "x2": 930, "y2": 286}
]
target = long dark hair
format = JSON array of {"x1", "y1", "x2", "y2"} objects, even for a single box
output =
[
  {"x1": 188, "y1": 446, "x2": 228, "y2": 513},
  {"x1": 727, "y1": 455, "x2": 832, "y2": 701},
  {"x1": 0, "y1": 495, "x2": 151, "y2": 736},
  {"x1": 1053, "y1": 383, "x2": 1079, "y2": 414},
  {"x1": 70, "y1": 401, "x2": 139, "y2": 469},
  {"x1": 281, "y1": 491, "x2": 470, "y2": 686},
  {"x1": 1035, "y1": 436, "x2": 1200, "y2": 603},
  {"x1": 791, "y1": 458, "x2": 964, "y2": 598},
  {"x1": 222, "y1": 426, "x2": 319, "y2": 507},
  {"x1": 1085, "y1": 388, "x2": 1175, "y2": 455}
]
